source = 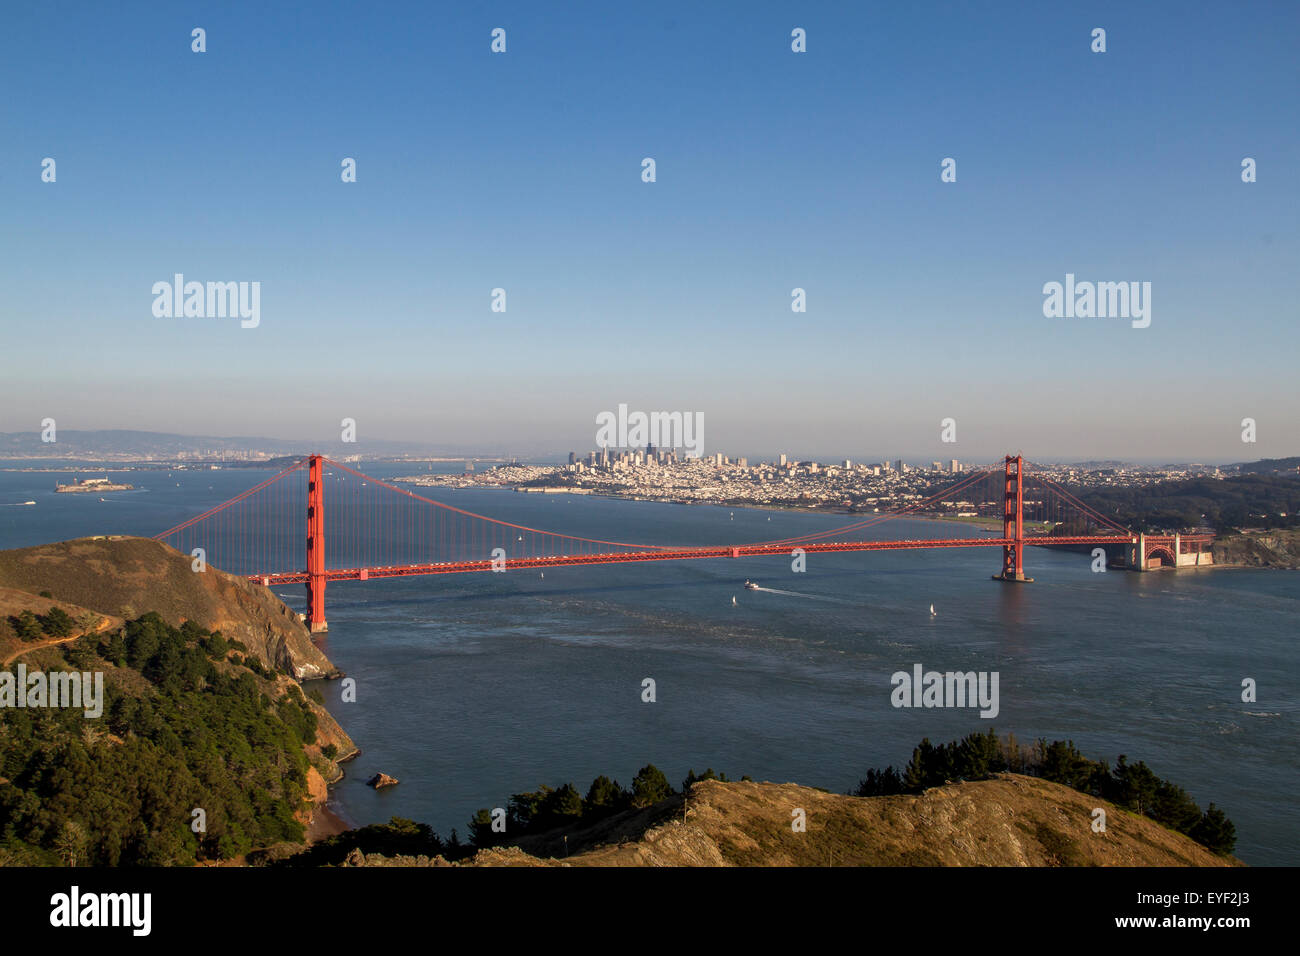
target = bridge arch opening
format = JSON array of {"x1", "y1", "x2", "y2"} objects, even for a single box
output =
[{"x1": 1144, "y1": 545, "x2": 1177, "y2": 569}]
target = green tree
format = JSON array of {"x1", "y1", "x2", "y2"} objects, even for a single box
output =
[
  {"x1": 536, "y1": 783, "x2": 584, "y2": 829},
  {"x1": 204, "y1": 632, "x2": 229, "y2": 660},
  {"x1": 507, "y1": 788, "x2": 547, "y2": 831},
  {"x1": 12, "y1": 610, "x2": 43, "y2": 641},
  {"x1": 40, "y1": 606, "x2": 76, "y2": 637},
  {"x1": 681, "y1": 767, "x2": 729, "y2": 793},
  {"x1": 903, "y1": 738, "x2": 951, "y2": 791},
  {"x1": 853, "y1": 766, "x2": 904, "y2": 797},
  {"x1": 1112, "y1": 756, "x2": 1160, "y2": 815},
  {"x1": 952, "y1": 729, "x2": 1006, "y2": 780},
  {"x1": 102, "y1": 631, "x2": 128, "y2": 666},
  {"x1": 1150, "y1": 780, "x2": 1202, "y2": 835},
  {"x1": 583, "y1": 775, "x2": 627, "y2": 816},
  {"x1": 468, "y1": 808, "x2": 500, "y2": 848},
  {"x1": 631, "y1": 764, "x2": 673, "y2": 808},
  {"x1": 1039, "y1": 739, "x2": 1096, "y2": 790},
  {"x1": 1190, "y1": 804, "x2": 1237, "y2": 856}
]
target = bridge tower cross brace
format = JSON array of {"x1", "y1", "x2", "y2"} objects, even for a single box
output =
[
  {"x1": 993, "y1": 454, "x2": 1033, "y2": 583},
  {"x1": 307, "y1": 454, "x2": 328, "y2": 632}
]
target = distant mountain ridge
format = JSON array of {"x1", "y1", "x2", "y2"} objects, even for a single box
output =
[
  {"x1": 2, "y1": 430, "x2": 1294, "y2": 470},
  {"x1": 1231, "y1": 457, "x2": 1300, "y2": 474},
  {"x1": 0, "y1": 430, "x2": 503, "y2": 460}
]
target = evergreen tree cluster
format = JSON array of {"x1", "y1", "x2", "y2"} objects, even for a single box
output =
[
  {"x1": 851, "y1": 731, "x2": 1236, "y2": 855},
  {"x1": 6, "y1": 606, "x2": 80, "y2": 643},
  {"x1": 287, "y1": 764, "x2": 718, "y2": 865},
  {"x1": 469, "y1": 763, "x2": 698, "y2": 849},
  {"x1": 278, "y1": 816, "x2": 448, "y2": 866},
  {"x1": 0, "y1": 612, "x2": 316, "y2": 865}
]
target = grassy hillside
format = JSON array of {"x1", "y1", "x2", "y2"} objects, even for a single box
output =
[
  {"x1": 0, "y1": 537, "x2": 339, "y2": 679},
  {"x1": 295, "y1": 732, "x2": 1238, "y2": 868},
  {"x1": 320, "y1": 776, "x2": 1238, "y2": 868}
]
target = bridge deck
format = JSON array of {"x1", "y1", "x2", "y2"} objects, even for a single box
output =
[{"x1": 251, "y1": 535, "x2": 1141, "y2": 585}]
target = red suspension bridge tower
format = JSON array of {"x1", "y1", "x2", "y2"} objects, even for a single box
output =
[
  {"x1": 307, "y1": 453, "x2": 327, "y2": 632},
  {"x1": 993, "y1": 453, "x2": 1033, "y2": 583}
]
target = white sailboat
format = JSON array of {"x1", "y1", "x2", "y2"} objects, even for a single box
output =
[
  {"x1": 930, "y1": 604, "x2": 937, "y2": 616},
  {"x1": 731, "y1": 595, "x2": 737, "y2": 605}
]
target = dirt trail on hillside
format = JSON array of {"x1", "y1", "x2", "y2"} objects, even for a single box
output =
[{"x1": 1, "y1": 618, "x2": 117, "y2": 667}]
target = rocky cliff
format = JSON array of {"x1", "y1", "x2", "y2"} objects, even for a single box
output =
[{"x1": 1212, "y1": 530, "x2": 1300, "y2": 569}]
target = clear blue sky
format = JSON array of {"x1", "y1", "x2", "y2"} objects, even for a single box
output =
[{"x1": 1, "y1": 1, "x2": 1296, "y2": 462}]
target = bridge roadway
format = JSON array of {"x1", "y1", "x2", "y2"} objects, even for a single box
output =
[{"x1": 250, "y1": 534, "x2": 1139, "y2": 585}]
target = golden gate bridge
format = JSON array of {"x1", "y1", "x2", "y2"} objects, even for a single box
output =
[{"x1": 154, "y1": 455, "x2": 1212, "y2": 633}]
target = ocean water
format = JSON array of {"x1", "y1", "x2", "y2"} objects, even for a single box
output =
[{"x1": 1, "y1": 462, "x2": 1295, "y2": 864}]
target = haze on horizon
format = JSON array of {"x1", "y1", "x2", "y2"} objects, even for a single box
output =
[{"x1": 1, "y1": 2, "x2": 1296, "y2": 464}]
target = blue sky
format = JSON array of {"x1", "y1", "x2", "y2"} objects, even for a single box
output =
[{"x1": 1, "y1": 1, "x2": 1297, "y2": 462}]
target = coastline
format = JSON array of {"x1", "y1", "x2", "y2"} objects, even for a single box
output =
[
  {"x1": 306, "y1": 802, "x2": 353, "y2": 842},
  {"x1": 395, "y1": 478, "x2": 1294, "y2": 571},
  {"x1": 396, "y1": 476, "x2": 1010, "y2": 525}
]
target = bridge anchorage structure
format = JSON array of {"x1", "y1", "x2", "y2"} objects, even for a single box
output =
[{"x1": 153, "y1": 452, "x2": 1213, "y2": 634}]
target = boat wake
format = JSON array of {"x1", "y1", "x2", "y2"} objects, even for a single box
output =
[{"x1": 742, "y1": 585, "x2": 852, "y2": 604}]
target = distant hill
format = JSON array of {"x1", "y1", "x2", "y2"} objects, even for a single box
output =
[
  {"x1": 0, "y1": 429, "x2": 458, "y2": 460},
  {"x1": 1078, "y1": 472, "x2": 1299, "y2": 532},
  {"x1": 1231, "y1": 457, "x2": 1300, "y2": 474}
]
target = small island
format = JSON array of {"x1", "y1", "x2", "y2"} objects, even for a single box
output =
[{"x1": 54, "y1": 477, "x2": 134, "y2": 493}]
